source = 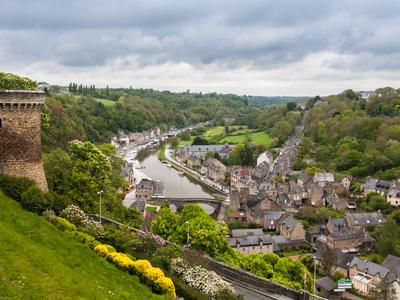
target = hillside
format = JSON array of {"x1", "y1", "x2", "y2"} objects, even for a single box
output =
[{"x1": 0, "y1": 191, "x2": 165, "y2": 300}]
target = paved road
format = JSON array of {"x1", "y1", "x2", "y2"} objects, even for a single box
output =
[{"x1": 270, "y1": 124, "x2": 303, "y2": 177}]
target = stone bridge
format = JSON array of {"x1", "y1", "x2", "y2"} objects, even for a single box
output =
[{"x1": 150, "y1": 197, "x2": 223, "y2": 218}]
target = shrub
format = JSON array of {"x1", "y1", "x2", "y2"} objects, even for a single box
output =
[
  {"x1": 132, "y1": 259, "x2": 152, "y2": 275},
  {"x1": 94, "y1": 244, "x2": 116, "y2": 257},
  {"x1": 67, "y1": 231, "x2": 96, "y2": 245},
  {"x1": 153, "y1": 276, "x2": 176, "y2": 298},
  {"x1": 61, "y1": 205, "x2": 105, "y2": 238},
  {"x1": 43, "y1": 210, "x2": 57, "y2": 222},
  {"x1": 142, "y1": 267, "x2": 165, "y2": 285},
  {"x1": 0, "y1": 176, "x2": 35, "y2": 202},
  {"x1": 106, "y1": 252, "x2": 135, "y2": 271},
  {"x1": 21, "y1": 186, "x2": 52, "y2": 214},
  {"x1": 0, "y1": 72, "x2": 37, "y2": 90},
  {"x1": 54, "y1": 217, "x2": 77, "y2": 232}
]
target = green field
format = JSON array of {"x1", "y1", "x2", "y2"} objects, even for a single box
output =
[
  {"x1": 218, "y1": 131, "x2": 271, "y2": 146},
  {"x1": 0, "y1": 192, "x2": 165, "y2": 300},
  {"x1": 93, "y1": 97, "x2": 117, "y2": 106}
]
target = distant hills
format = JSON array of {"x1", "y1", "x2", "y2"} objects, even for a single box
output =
[{"x1": 246, "y1": 95, "x2": 308, "y2": 107}]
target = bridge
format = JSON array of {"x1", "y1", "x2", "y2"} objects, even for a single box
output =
[{"x1": 149, "y1": 197, "x2": 223, "y2": 218}]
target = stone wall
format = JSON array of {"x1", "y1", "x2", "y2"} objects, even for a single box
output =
[{"x1": 0, "y1": 90, "x2": 48, "y2": 191}]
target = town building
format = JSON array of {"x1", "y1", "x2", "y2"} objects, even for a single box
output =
[
  {"x1": 228, "y1": 229, "x2": 274, "y2": 254},
  {"x1": 201, "y1": 157, "x2": 227, "y2": 182},
  {"x1": 345, "y1": 212, "x2": 385, "y2": 232},
  {"x1": 276, "y1": 214, "x2": 305, "y2": 241},
  {"x1": 178, "y1": 144, "x2": 232, "y2": 160}
]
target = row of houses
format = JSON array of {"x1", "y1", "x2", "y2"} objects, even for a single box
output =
[
  {"x1": 316, "y1": 252, "x2": 400, "y2": 297},
  {"x1": 113, "y1": 128, "x2": 162, "y2": 146},
  {"x1": 362, "y1": 177, "x2": 400, "y2": 206}
]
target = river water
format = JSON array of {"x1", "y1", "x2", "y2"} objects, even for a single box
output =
[{"x1": 137, "y1": 148, "x2": 214, "y2": 199}]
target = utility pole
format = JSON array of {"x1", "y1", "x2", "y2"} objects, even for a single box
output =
[
  {"x1": 313, "y1": 255, "x2": 317, "y2": 295},
  {"x1": 97, "y1": 190, "x2": 104, "y2": 223},
  {"x1": 185, "y1": 221, "x2": 190, "y2": 249}
]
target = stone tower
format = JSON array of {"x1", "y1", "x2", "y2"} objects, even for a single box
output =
[{"x1": 0, "y1": 90, "x2": 48, "y2": 191}]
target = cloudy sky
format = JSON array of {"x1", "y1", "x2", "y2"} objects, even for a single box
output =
[{"x1": 1, "y1": 0, "x2": 400, "y2": 96}]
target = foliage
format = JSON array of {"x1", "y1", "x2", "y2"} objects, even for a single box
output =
[
  {"x1": 0, "y1": 192, "x2": 165, "y2": 299},
  {"x1": 152, "y1": 245, "x2": 184, "y2": 271},
  {"x1": 360, "y1": 192, "x2": 391, "y2": 211},
  {"x1": 150, "y1": 206, "x2": 178, "y2": 239},
  {"x1": 61, "y1": 205, "x2": 105, "y2": 238},
  {"x1": 0, "y1": 72, "x2": 37, "y2": 90},
  {"x1": 20, "y1": 186, "x2": 52, "y2": 213},
  {"x1": 0, "y1": 175, "x2": 35, "y2": 202},
  {"x1": 94, "y1": 244, "x2": 116, "y2": 257},
  {"x1": 375, "y1": 210, "x2": 400, "y2": 256},
  {"x1": 106, "y1": 251, "x2": 135, "y2": 271},
  {"x1": 171, "y1": 258, "x2": 234, "y2": 297},
  {"x1": 192, "y1": 136, "x2": 210, "y2": 145},
  {"x1": 53, "y1": 217, "x2": 77, "y2": 232},
  {"x1": 155, "y1": 204, "x2": 230, "y2": 257}
]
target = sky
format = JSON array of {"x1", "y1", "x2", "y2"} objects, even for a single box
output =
[{"x1": 1, "y1": 0, "x2": 400, "y2": 96}]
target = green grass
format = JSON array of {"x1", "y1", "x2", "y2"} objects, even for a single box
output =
[
  {"x1": 0, "y1": 191, "x2": 166, "y2": 300},
  {"x1": 218, "y1": 131, "x2": 271, "y2": 146},
  {"x1": 178, "y1": 137, "x2": 195, "y2": 146},
  {"x1": 204, "y1": 126, "x2": 225, "y2": 137},
  {"x1": 93, "y1": 97, "x2": 117, "y2": 106}
]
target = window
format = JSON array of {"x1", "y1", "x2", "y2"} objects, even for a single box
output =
[{"x1": 0, "y1": 119, "x2": 2, "y2": 128}]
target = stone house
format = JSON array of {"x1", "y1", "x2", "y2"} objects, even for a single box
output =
[
  {"x1": 276, "y1": 214, "x2": 305, "y2": 241},
  {"x1": 179, "y1": 143, "x2": 232, "y2": 160},
  {"x1": 326, "y1": 194, "x2": 348, "y2": 211},
  {"x1": 297, "y1": 172, "x2": 312, "y2": 188},
  {"x1": 326, "y1": 217, "x2": 369, "y2": 250},
  {"x1": 263, "y1": 211, "x2": 285, "y2": 230},
  {"x1": 230, "y1": 167, "x2": 253, "y2": 191},
  {"x1": 382, "y1": 255, "x2": 400, "y2": 279},
  {"x1": 228, "y1": 228, "x2": 274, "y2": 254},
  {"x1": 246, "y1": 199, "x2": 282, "y2": 226},
  {"x1": 313, "y1": 172, "x2": 335, "y2": 186},
  {"x1": 201, "y1": 157, "x2": 226, "y2": 182},
  {"x1": 349, "y1": 257, "x2": 390, "y2": 295},
  {"x1": 362, "y1": 177, "x2": 391, "y2": 197},
  {"x1": 258, "y1": 182, "x2": 277, "y2": 199},
  {"x1": 186, "y1": 154, "x2": 202, "y2": 170},
  {"x1": 345, "y1": 212, "x2": 385, "y2": 232},
  {"x1": 252, "y1": 161, "x2": 269, "y2": 181},
  {"x1": 136, "y1": 178, "x2": 153, "y2": 200},
  {"x1": 339, "y1": 176, "x2": 352, "y2": 191},
  {"x1": 387, "y1": 187, "x2": 400, "y2": 206},
  {"x1": 256, "y1": 151, "x2": 274, "y2": 168},
  {"x1": 308, "y1": 184, "x2": 325, "y2": 207}
]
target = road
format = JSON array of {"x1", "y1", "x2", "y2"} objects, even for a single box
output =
[{"x1": 270, "y1": 124, "x2": 303, "y2": 177}]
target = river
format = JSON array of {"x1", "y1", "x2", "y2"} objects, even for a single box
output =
[{"x1": 137, "y1": 148, "x2": 214, "y2": 199}]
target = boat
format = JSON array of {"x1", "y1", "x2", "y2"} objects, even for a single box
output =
[
  {"x1": 166, "y1": 164, "x2": 172, "y2": 168},
  {"x1": 178, "y1": 171, "x2": 185, "y2": 176}
]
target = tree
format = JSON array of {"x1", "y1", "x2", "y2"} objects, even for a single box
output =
[
  {"x1": 286, "y1": 101, "x2": 297, "y2": 111},
  {"x1": 319, "y1": 244, "x2": 337, "y2": 274},
  {"x1": 192, "y1": 136, "x2": 209, "y2": 145},
  {"x1": 376, "y1": 211, "x2": 400, "y2": 256},
  {"x1": 151, "y1": 206, "x2": 178, "y2": 239},
  {"x1": 44, "y1": 149, "x2": 73, "y2": 195}
]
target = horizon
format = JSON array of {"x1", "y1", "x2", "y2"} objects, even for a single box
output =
[{"x1": 2, "y1": 1, "x2": 400, "y2": 96}]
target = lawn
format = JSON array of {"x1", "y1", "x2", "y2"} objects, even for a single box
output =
[
  {"x1": 204, "y1": 126, "x2": 225, "y2": 137},
  {"x1": 0, "y1": 192, "x2": 166, "y2": 300},
  {"x1": 218, "y1": 131, "x2": 271, "y2": 146},
  {"x1": 178, "y1": 136, "x2": 195, "y2": 146},
  {"x1": 93, "y1": 97, "x2": 117, "y2": 106}
]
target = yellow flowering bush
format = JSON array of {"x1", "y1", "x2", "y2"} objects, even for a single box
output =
[
  {"x1": 94, "y1": 244, "x2": 115, "y2": 257},
  {"x1": 142, "y1": 267, "x2": 164, "y2": 285},
  {"x1": 54, "y1": 217, "x2": 76, "y2": 232},
  {"x1": 107, "y1": 252, "x2": 135, "y2": 271},
  {"x1": 153, "y1": 276, "x2": 176, "y2": 298},
  {"x1": 132, "y1": 259, "x2": 152, "y2": 275}
]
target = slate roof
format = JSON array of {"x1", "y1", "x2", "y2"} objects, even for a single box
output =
[
  {"x1": 346, "y1": 212, "x2": 385, "y2": 227},
  {"x1": 350, "y1": 257, "x2": 390, "y2": 279},
  {"x1": 326, "y1": 195, "x2": 346, "y2": 206},
  {"x1": 313, "y1": 172, "x2": 335, "y2": 183},
  {"x1": 335, "y1": 250, "x2": 355, "y2": 269},
  {"x1": 278, "y1": 214, "x2": 300, "y2": 233},
  {"x1": 228, "y1": 235, "x2": 274, "y2": 247},
  {"x1": 316, "y1": 276, "x2": 336, "y2": 291},
  {"x1": 382, "y1": 255, "x2": 400, "y2": 277},
  {"x1": 231, "y1": 228, "x2": 263, "y2": 238},
  {"x1": 137, "y1": 178, "x2": 153, "y2": 189},
  {"x1": 264, "y1": 211, "x2": 285, "y2": 221},
  {"x1": 182, "y1": 144, "x2": 232, "y2": 156}
]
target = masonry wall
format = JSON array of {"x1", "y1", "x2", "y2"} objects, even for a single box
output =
[{"x1": 0, "y1": 90, "x2": 48, "y2": 191}]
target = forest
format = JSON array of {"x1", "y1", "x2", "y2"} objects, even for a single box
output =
[{"x1": 296, "y1": 88, "x2": 400, "y2": 180}]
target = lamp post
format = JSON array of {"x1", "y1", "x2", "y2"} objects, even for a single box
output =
[
  {"x1": 185, "y1": 221, "x2": 190, "y2": 249},
  {"x1": 97, "y1": 190, "x2": 104, "y2": 223},
  {"x1": 313, "y1": 255, "x2": 317, "y2": 295}
]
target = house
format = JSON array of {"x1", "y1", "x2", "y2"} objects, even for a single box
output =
[
  {"x1": 349, "y1": 257, "x2": 390, "y2": 295},
  {"x1": 263, "y1": 211, "x2": 285, "y2": 230},
  {"x1": 179, "y1": 144, "x2": 232, "y2": 159},
  {"x1": 202, "y1": 157, "x2": 227, "y2": 182},
  {"x1": 152, "y1": 180, "x2": 164, "y2": 198},
  {"x1": 308, "y1": 184, "x2": 325, "y2": 207},
  {"x1": 230, "y1": 167, "x2": 253, "y2": 191},
  {"x1": 316, "y1": 276, "x2": 336, "y2": 298},
  {"x1": 339, "y1": 176, "x2": 352, "y2": 191},
  {"x1": 119, "y1": 133, "x2": 130, "y2": 146},
  {"x1": 228, "y1": 228, "x2": 274, "y2": 254},
  {"x1": 362, "y1": 177, "x2": 391, "y2": 197},
  {"x1": 387, "y1": 187, "x2": 400, "y2": 206},
  {"x1": 382, "y1": 255, "x2": 400, "y2": 278},
  {"x1": 276, "y1": 214, "x2": 305, "y2": 241},
  {"x1": 313, "y1": 172, "x2": 335, "y2": 186},
  {"x1": 121, "y1": 163, "x2": 134, "y2": 187},
  {"x1": 298, "y1": 172, "x2": 312, "y2": 188},
  {"x1": 246, "y1": 198, "x2": 281, "y2": 224},
  {"x1": 252, "y1": 161, "x2": 270, "y2": 181},
  {"x1": 258, "y1": 182, "x2": 277, "y2": 199},
  {"x1": 326, "y1": 217, "x2": 369, "y2": 250},
  {"x1": 186, "y1": 154, "x2": 202, "y2": 170},
  {"x1": 135, "y1": 178, "x2": 153, "y2": 199},
  {"x1": 288, "y1": 181, "x2": 304, "y2": 205},
  {"x1": 326, "y1": 194, "x2": 348, "y2": 211},
  {"x1": 256, "y1": 151, "x2": 274, "y2": 168},
  {"x1": 345, "y1": 212, "x2": 385, "y2": 232}
]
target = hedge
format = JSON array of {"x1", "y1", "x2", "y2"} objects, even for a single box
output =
[{"x1": 0, "y1": 72, "x2": 37, "y2": 90}]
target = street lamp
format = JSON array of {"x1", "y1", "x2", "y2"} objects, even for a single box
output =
[
  {"x1": 97, "y1": 190, "x2": 104, "y2": 223},
  {"x1": 185, "y1": 221, "x2": 190, "y2": 249},
  {"x1": 313, "y1": 255, "x2": 317, "y2": 295}
]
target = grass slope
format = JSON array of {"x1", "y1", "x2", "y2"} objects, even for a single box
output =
[
  {"x1": 0, "y1": 192, "x2": 165, "y2": 300},
  {"x1": 92, "y1": 97, "x2": 117, "y2": 106}
]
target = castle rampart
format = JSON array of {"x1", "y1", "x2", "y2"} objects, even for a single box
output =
[{"x1": 0, "y1": 90, "x2": 48, "y2": 191}]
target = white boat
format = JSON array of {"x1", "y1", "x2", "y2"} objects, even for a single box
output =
[
  {"x1": 178, "y1": 171, "x2": 184, "y2": 176},
  {"x1": 166, "y1": 164, "x2": 172, "y2": 168}
]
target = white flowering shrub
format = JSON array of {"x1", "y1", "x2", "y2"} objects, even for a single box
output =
[
  {"x1": 61, "y1": 205, "x2": 105, "y2": 238},
  {"x1": 171, "y1": 258, "x2": 234, "y2": 298}
]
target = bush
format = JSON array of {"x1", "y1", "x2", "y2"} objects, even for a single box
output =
[
  {"x1": 171, "y1": 276, "x2": 210, "y2": 300},
  {"x1": 0, "y1": 72, "x2": 37, "y2": 90},
  {"x1": 0, "y1": 176, "x2": 35, "y2": 202},
  {"x1": 53, "y1": 217, "x2": 77, "y2": 232},
  {"x1": 94, "y1": 244, "x2": 116, "y2": 257},
  {"x1": 66, "y1": 231, "x2": 96, "y2": 245},
  {"x1": 21, "y1": 186, "x2": 52, "y2": 214},
  {"x1": 153, "y1": 276, "x2": 176, "y2": 298},
  {"x1": 132, "y1": 259, "x2": 152, "y2": 275},
  {"x1": 142, "y1": 267, "x2": 165, "y2": 285},
  {"x1": 61, "y1": 205, "x2": 105, "y2": 238},
  {"x1": 106, "y1": 252, "x2": 135, "y2": 271}
]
